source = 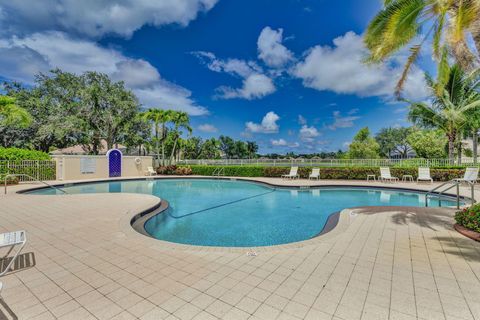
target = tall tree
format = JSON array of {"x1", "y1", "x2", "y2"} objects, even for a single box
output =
[
  {"x1": 246, "y1": 141, "x2": 259, "y2": 158},
  {"x1": 406, "y1": 129, "x2": 448, "y2": 158},
  {"x1": 4, "y1": 70, "x2": 85, "y2": 152},
  {"x1": 464, "y1": 108, "x2": 480, "y2": 163},
  {"x1": 375, "y1": 127, "x2": 412, "y2": 158},
  {"x1": 407, "y1": 65, "x2": 480, "y2": 163},
  {"x1": 142, "y1": 109, "x2": 172, "y2": 164},
  {"x1": 347, "y1": 127, "x2": 381, "y2": 159},
  {"x1": 219, "y1": 135, "x2": 236, "y2": 158},
  {"x1": 123, "y1": 114, "x2": 151, "y2": 156},
  {"x1": 364, "y1": 0, "x2": 480, "y2": 97},
  {"x1": 0, "y1": 95, "x2": 31, "y2": 128},
  {"x1": 199, "y1": 138, "x2": 221, "y2": 159},
  {"x1": 80, "y1": 72, "x2": 139, "y2": 154},
  {"x1": 182, "y1": 137, "x2": 203, "y2": 159},
  {"x1": 168, "y1": 111, "x2": 192, "y2": 164}
]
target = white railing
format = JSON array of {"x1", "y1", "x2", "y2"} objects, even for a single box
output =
[
  {"x1": 177, "y1": 158, "x2": 480, "y2": 167},
  {"x1": 0, "y1": 160, "x2": 57, "y2": 181}
]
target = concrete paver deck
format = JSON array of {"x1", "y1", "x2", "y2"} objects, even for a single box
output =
[{"x1": 0, "y1": 177, "x2": 479, "y2": 320}]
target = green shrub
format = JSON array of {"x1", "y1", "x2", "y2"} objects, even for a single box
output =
[
  {"x1": 455, "y1": 204, "x2": 480, "y2": 233},
  {"x1": 156, "y1": 165, "x2": 192, "y2": 175},
  {"x1": 0, "y1": 174, "x2": 19, "y2": 185},
  {"x1": 179, "y1": 165, "x2": 472, "y2": 182},
  {"x1": 187, "y1": 165, "x2": 265, "y2": 177},
  {"x1": 0, "y1": 147, "x2": 50, "y2": 160}
]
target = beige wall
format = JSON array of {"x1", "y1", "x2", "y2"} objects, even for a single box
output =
[{"x1": 53, "y1": 155, "x2": 153, "y2": 181}]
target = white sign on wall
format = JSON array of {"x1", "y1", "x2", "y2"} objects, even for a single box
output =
[{"x1": 80, "y1": 158, "x2": 96, "y2": 174}]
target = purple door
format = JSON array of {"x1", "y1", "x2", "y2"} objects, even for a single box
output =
[{"x1": 107, "y1": 149, "x2": 122, "y2": 177}]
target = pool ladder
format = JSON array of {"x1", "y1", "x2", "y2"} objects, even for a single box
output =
[
  {"x1": 212, "y1": 167, "x2": 225, "y2": 177},
  {"x1": 4, "y1": 173, "x2": 68, "y2": 195},
  {"x1": 425, "y1": 179, "x2": 475, "y2": 209}
]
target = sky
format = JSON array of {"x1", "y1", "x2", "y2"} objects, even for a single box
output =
[{"x1": 0, "y1": 0, "x2": 435, "y2": 154}]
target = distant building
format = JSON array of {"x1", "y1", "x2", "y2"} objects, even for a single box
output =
[{"x1": 50, "y1": 140, "x2": 127, "y2": 155}]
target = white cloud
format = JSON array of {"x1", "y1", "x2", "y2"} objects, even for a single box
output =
[
  {"x1": 0, "y1": 0, "x2": 219, "y2": 38},
  {"x1": 298, "y1": 115, "x2": 307, "y2": 125},
  {"x1": 271, "y1": 138, "x2": 287, "y2": 146},
  {"x1": 299, "y1": 125, "x2": 319, "y2": 142},
  {"x1": 193, "y1": 51, "x2": 276, "y2": 100},
  {"x1": 0, "y1": 31, "x2": 207, "y2": 115},
  {"x1": 257, "y1": 26, "x2": 293, "y2": 68},
  {"x1": 134, "y1": 82, "x2": 208, "y2": 115},
  {"x1": 245, "y1": 111, "x2": 280, "y2": 133},
  {"x1": 217, "y1": 74, "x2": 275, "y2": 100},
  {"x1": 193, "y1": 52, "x2": 262, "y2": 78},
  {"x1": 292, "y1": 31, "x2": 428, "y2": 100},
  {"x1": 348, "y1": 108, "x2": 359, "y2": 115},
  {"x1": 198, "y1": 124, "x2": 218, "y2": 132},
  {"x1": 328, "y1": 111, "x2": 360, "y2": 130}
]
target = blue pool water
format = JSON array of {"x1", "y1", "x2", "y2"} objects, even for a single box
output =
[{"x1": 27, "y1": 179, "x2": 458, "y2": 247}]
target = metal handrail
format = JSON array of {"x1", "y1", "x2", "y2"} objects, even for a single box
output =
[
  {"x1": 425, "y1": 179, "x2": 475, "y2": 209},
  {"x1": 212, "y1": 167, "x2": 225, "y2": 176},
  {"x1": 4, "y1": 174, "x2": 68, "y2": 195}
]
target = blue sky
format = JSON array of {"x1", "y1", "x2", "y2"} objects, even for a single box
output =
[{"x1": 0, "y1": 0, "x2": 433, "y2": 153}]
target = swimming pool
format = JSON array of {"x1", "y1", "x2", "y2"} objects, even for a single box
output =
[{"x1": 27, "y1": 178, "x2": 459, "y2": 247}]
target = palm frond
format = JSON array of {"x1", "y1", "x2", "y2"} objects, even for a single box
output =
[
  {"x1": 435, "y1": 47, "x2": 450, "y2": 95},
  {"x1": 364, "y1": 0, "x2": 425, "y2": 62},
  {"x1": 395, "y1": 44, "x2": 422, "y2": 99},
  {"x1": 432, "y1": 13, "x2": 446, "y2": 59}
]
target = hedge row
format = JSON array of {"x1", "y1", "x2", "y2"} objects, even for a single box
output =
[
  {"x1": 0, "y1": 147, "x2": 51, "y2": 160},
  {"x1": 180, "y1": 165, "x2": 468, "y2": 182}
]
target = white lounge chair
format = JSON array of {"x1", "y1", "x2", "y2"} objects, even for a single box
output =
[
  {"x1": 417, "y1": 167, "x2": 433, "y2": 183},
  {"x1": 0, "y1": 231, "x2": 27, "y2": 277},
  {"x1": 309, "y1": 168, "x2": 320, "y2": 180},
  {"x1": 454, "y1": 167, "x2": 479, "y2": 183},
  {"x1": 282, "y1": 166, "x2": 299, "y2": 179},
  {"x1": 145, "y1": 166, "x2": 156, "y2": 176},
  {"x1": 379, "y1": 167, "x2": 399, "y2": 183}
]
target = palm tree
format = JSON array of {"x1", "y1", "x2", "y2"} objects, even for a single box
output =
[
  {"x1": 246, "y1": 141, "x2": 259, "y2": 159},
  {"x1": 0, "y1": 95, "x2": 32, "y2": 128},
  {"x1": 364, "y1": 0, "x2": 480, "y2": 97},
  {"x1": 168, "y1": 111, "x2": 192, "y2": 164},
  {"x1": 464, "y1": 108, "x2": 480, "y2": 163},
  {"x1": 142, "y1": 109, "x2": 172, "y2": 165},
  {"x1": 407, "y1": 64, "x2": 480, "y2": 163}
]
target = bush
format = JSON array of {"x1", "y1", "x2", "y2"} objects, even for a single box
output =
[
  {"x1": 156, "y1": 165, "x2": 192, "y2": 175},
  {"x1": 455, "y1": 204, "x2": 480, "y2": 233},
  {"x1": 179, "y1": 165, "x2": 472, "y2": 182},
  {"x1": 0, "y1": 147, "x2": 50, "y2": 160},
  {"x1": 0, "y1": 174, "x2": 19, "y2": 185}
]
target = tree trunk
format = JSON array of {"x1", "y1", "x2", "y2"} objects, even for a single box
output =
[
  {"x1": 473, "y1": 128, "x2": 478, "y2": 165},
  {"x1": 170, "y1": 134, "x2": 179, "y2": 165},
  {"x1": 155, "y1": 123, "x2": 160, "y2": 165},
  {"x1": 160, "y1": 123, "x2": 165, "y2": 166},
  {"x1": 457, "y1": 132, "x2": 463, "y2": 165},
  {"x1": 448, "y1": 133, "x2": 455, "y2": 165}
]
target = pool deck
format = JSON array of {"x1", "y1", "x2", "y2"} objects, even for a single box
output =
[{"x1": 0, "y1": 177, "x2": 479, "y2": 319}]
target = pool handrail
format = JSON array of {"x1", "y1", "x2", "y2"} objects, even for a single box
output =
[
  {"x1": 4, "y1": 173, "x2": 68, "y2": 195},
  {"x1": 425, "y1": 179, "x2": 474, "y2": 209}
]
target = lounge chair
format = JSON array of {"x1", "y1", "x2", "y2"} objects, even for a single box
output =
[
  {"x1": 145, "y1": 166, "x2": 156, "y2": 176},
  {"x1": 0, "y1": 230, "x2": 27, "y2": 277},
  {"x1": 282, "y1": 166, "x2": 299, "y2": 179},
  {"x1": 309, "y1": 168, "x2": 320, "y2": 180},
  {"x1": 379, "y1": 167, "x2": 398, "y2": 183},
  {"x1": 454, "y1": 167, "x2": 479, "y2": 183},
  {"x1": 417, "y1": 167, "x2": 433, "y2": 183}
]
